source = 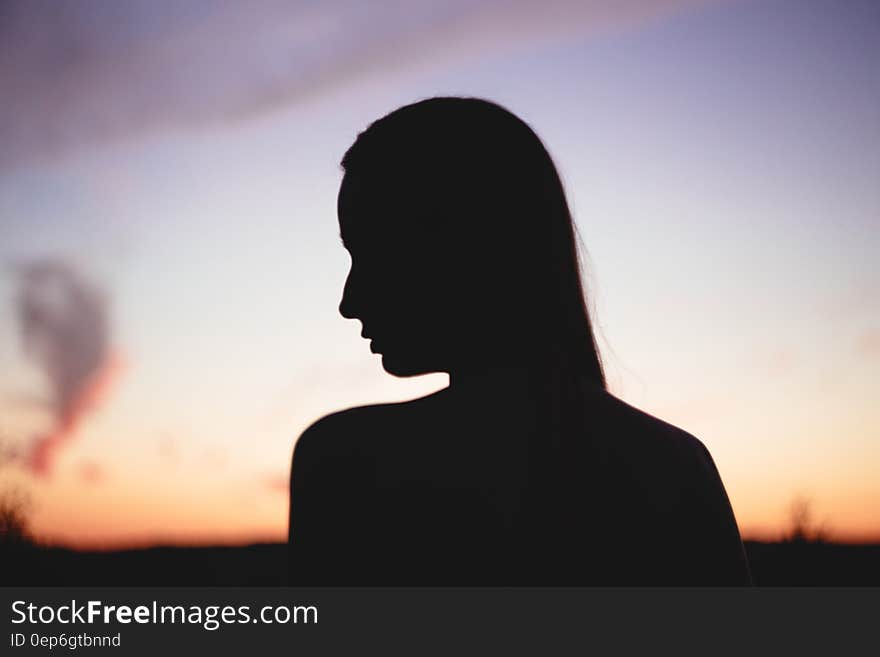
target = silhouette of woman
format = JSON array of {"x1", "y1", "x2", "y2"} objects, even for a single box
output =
[{"x1": 288, "y1": 97, "x2": 751, "y2": 585}]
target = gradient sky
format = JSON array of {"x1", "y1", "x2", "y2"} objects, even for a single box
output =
[{"x1": 0, "y1": 0, "x2": 878, "y2": 547}]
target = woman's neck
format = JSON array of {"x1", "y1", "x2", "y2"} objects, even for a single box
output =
[{"x1": 448, "y1": 364, "x2": 538, "y2": 389}]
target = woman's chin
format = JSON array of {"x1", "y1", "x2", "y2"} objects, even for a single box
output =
[{"x1": 380, "y1": 352, "x2": 438, "y2": 378}]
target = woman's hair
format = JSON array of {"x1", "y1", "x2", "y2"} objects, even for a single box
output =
[{"x1": 341, "y1": 96, "x2": 606, "y2": 389}]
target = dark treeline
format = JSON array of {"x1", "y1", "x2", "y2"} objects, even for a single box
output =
[{"x1": 3, "y1": 541, "x2": 879, "y2": 586}]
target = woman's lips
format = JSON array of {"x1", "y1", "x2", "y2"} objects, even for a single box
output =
[
  {"x1": 363, "y1": 333, "x2": 379, "y2": 352},
  {"x1": 362, "y1": 329, "x2": 383, "y2": 353}
]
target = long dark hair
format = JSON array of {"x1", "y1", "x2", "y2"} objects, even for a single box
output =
[{"x1": 341, "y1": 97, "x2": 605, "y2": 390}]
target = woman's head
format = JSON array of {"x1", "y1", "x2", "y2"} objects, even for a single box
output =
[{"x1": 338, "y1": 97, "x2": 605, "y2": 387}]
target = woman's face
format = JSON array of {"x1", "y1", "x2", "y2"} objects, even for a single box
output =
[{"x1": 337, "y1": 171, "x2": 455, "y2": 377}]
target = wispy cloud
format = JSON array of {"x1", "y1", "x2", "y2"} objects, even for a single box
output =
[
  {"x1": 0, "y1": 0, "x2": 700, "y2": 170},
  {"x1": 14, "y1": 259, "x2": 123, "y2": 476}
]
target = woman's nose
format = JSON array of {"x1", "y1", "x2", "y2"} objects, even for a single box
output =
[{"x1": 339, "y1": 270, "x2": 358, "y2": 319}]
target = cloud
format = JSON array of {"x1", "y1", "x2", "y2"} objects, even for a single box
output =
[
  {"x1": 0, "y1": 0, "x2": 699, "y2": 170},
  {"x1": 14, "y1": 259, "x2": 123, "y2": 476}
]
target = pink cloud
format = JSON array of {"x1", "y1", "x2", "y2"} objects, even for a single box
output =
[{"x1": 15, "y1": 260, "x2": 124, "y2": 477}]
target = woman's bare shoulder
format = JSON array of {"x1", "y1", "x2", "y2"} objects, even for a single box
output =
[
  {"x1": 292, "y1": 386, "x2": 451, "y2": 463},
  {"x1": 589, "y1": 388, "x2": 716, "y2": 472}
]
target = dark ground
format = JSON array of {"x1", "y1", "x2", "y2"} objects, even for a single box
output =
[{"x1": 3, "y1": 541, "x2": 879, "y2": 586}]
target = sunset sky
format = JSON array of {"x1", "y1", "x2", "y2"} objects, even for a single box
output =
[{"x1": 0, "y1": 0, "x2": 877, "y2": 548}]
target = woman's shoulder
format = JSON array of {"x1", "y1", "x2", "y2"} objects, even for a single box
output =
[
  {"x1": 292, "y1": 387, "x2": 451, "y2": 464},
  {"x1": 589, "y1": 388, "x2": 719, "y2": 479}
]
